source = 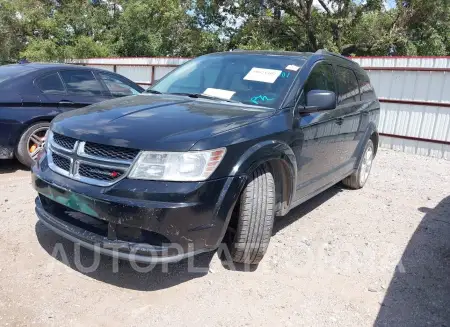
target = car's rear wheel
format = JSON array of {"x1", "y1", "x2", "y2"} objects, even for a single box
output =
[
  {"x1": 226, "y1": 166, "x2": 275, "y2": 265},
  {"x1": 342, "y1": 139, "x2": 374, "y2": 189},
  {"x1": 15, "y1": 122, "x2": 50, "y2": 168}
]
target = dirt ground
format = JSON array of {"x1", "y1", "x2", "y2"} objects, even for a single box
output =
[{"x1": 0, "y1": 148, "x2": 449, "y2": 327}]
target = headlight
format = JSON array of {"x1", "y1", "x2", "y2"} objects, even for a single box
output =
[
  {"x1": 128, "y1": 148, "x2": 226, "y2": 181},
  {"x1": 44, "y1": 130, "x2": 52, "y2": 152}
]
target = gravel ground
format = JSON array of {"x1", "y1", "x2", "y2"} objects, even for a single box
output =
[{"x1": 0, "y1": 148, "x2": 449, "y2": 327}]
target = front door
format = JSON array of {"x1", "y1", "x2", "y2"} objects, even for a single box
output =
[
  {"x1": 39, "y1": 70, "x2": 110, "y2": 112},
  {"x1": 36, "y1": 72, "x2": 68, "y2": 111},
  {"x1": 292, "y1": 61, "x2": 345, "y2": 201}
]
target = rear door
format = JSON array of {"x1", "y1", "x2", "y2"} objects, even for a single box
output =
[
  {"x1": 334, "y1": 65, "x2": 362, "y2": 170},
  {"x1": 57, "y1": 69, "x2": 110, "y2": 109},
  {"x1": 35, "y1": 72, "x2": 67, "y2": 110}
]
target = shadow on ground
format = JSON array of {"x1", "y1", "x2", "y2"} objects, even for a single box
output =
[
  {"x1": 375, "y1": 195, "x2": 450, "y2": 326},
  {"x1": 0, "y1": 159, "x2": 27, "y2": 174},
  {"x1": 35, "y1": 222, "x2": 214, "y2": 291},
  {"x1": 35, "y1": 184, "x2": 345, "y2": 288},
  {"x1": 220, "y1": 184, "x2": 343, "y2": 271},
  {"x1": 273, "y1": 184, "x2": 343, "y2": 235}
]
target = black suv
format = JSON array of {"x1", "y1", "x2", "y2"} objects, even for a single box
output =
[{"x1": 32, "y1": 50, "x2": 380, "y2": 265}]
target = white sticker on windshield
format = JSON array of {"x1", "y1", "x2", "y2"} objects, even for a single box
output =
[
  {"x1": 285, "y1": 64, "x2": 300, "y2": 71},
  {"x1": 202, "y1": 88, "x2": 236, "y2": 100},
  {"x1": 243, "y1": 67, "x2": 282, "y2": 84}
]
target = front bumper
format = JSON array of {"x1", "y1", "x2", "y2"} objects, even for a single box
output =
[
  {"x1": 32, "y1": 156, "x2": 246, "y2": 263},
  {"x1": 0, "y1": 122, "x2": 22, "y2": 159}
]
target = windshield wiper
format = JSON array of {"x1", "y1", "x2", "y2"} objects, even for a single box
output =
[
  {"x1": 145, "y1": 89, "x2": 162, "y2": 94},
  {"x1": 168, "y1": 92, "x2": 242, "y2": 104}
]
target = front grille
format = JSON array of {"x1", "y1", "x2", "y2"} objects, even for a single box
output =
[
  {"x1": 53, "y1": 133, "x2": 77, "y2": 150},
  {"x1": 52, "y1": 153, "x2": 71, "y2": 172},
  {"x1": 84, "y1": 142, "x2": 139, "y2": 162},
  {"x1": 78, "y1": 163, "x2": 124, "y2": 182},
  {"x1": 48, "y1": 134, "x2": 138, "y2": 186}
]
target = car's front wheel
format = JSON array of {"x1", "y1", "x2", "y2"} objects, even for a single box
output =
[
  {"x1": 15, "y1": 122, "x2": 50, "y2": 168},
  {"x1": 226, "y1": 166, "x2": 275, "y2": 265},
  {"x1": 342, "y1": 139, "x2": 375, "y2": 189}
]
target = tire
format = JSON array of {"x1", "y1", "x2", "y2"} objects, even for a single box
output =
[
  {"x1": 228, "y1": 166, "x2": 275, "y2": 265},
  {"x1": 15, "y1": 122, "x2": 50, "y2": 168},
  {"x1": 342, "y1": 139, "x2": 374, "y2": 189}
]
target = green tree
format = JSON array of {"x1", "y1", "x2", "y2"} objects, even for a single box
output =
[
  {"x1": 0, "y1": 0, "x2": 27, "y2": 63},
  {"x1": 197, "y1": 0, "x2": 450, "y2": 55},
  {"x1": 0, "y1": 0, "x2": 448, "y2": 62},
  {"x1": 110, "y1": 0, "x2": 223, "y2": 57}
]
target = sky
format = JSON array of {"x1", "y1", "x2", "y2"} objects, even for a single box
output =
[{"x1": 384, "y1": 0, "x2": 397, "y2": 9}]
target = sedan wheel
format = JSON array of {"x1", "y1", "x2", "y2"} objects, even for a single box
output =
[
  {"x1": 27, "y1": 127, "x2": 48, "y2": 161},
  {"x1": 15, "y1": 122, "x2": 50, "y2": 167}
]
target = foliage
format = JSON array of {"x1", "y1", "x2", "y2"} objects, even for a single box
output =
[
  {"x1": 0, "y1": 0, "x2": 448, "y2": 62},
  {"x1": 110, "y1": 0, "x2": 223, "y2": 57}
]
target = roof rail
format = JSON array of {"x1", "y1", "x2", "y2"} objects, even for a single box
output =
[{"x1": 315, "y1": 49, "x2": 356, "y2": 64}]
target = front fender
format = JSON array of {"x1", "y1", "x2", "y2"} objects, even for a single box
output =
[{"x1": 229, "y1": 140, "x2": 297, "y2": 215}]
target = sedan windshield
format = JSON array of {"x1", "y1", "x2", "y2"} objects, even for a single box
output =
[{"x1": 149, "y1": 53, "x2": 307, "y2": 109}]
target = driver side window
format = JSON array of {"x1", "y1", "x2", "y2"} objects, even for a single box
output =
[{"x1": 300, "y1": 62, "x2": 336, "y2": 105}]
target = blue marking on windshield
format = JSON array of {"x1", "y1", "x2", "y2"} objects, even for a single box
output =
[{"x1": 251, "y1": 95, "x2": 275, "y2": 105}]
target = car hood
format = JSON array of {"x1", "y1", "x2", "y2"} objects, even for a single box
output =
[{"x1": 52, "y1": 94, "x2": 273, "y2": 151}]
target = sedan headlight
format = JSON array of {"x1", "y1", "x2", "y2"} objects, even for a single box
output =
[{"x1": 128, "y1": 148, "x2": 226, "y2": 181}]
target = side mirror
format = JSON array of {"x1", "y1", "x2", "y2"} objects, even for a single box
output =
[{"x1": 301, "y1": 90, "x2": 336, "y2": 113}]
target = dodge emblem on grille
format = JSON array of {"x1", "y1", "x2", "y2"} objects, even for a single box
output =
[{"x1": 48, "y1": 133, "x2": 134, "y2": 186}]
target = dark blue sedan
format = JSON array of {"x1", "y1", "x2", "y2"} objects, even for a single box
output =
[{"x1": 0, "y1": 63, "x2": 144, "y2": 167}]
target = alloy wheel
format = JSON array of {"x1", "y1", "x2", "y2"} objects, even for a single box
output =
[
  {"x1": 27, "y1": 126, "x2": 48, "y2": 161},
  {"x1": 359, "y1": 144, "x2": 374, "y2": 185}
]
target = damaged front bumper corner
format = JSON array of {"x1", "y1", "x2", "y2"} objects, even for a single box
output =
[
  {"x1": 32, "y1": 158, "x2": 246, "y2": 264},
  {"x1": 35, "y1": 197, "x2": 209, "y2": 263}
]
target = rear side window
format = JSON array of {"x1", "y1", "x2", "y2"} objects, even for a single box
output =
[
  {"x1": 336, "y1": 66, "x2": 360, "y2": 104},
  {"x1": 35, "y1": 73, "x2": 65, "y2": 94},
  {"x1": 0, "y1": 65, "x2": 35, "y2": 84},
  {"x1": 356, "y1": 71, "x2": 375, "y2": 101},
  {"x1": 59, "y1": 70, "x2": 104, "y2": 96},
  {"x1": 99, "y1": 73, "x2": 141, "y2": 97}
]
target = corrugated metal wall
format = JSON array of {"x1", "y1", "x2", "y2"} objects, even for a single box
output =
[
  {"x1": 68, "y1": 57, "x2": 191, "y2": 88},
  {"x1": 71, "y1": 56, "x2": 450, "y2": 160},
  {"x1": 352, "y1": 57, "x2": 450, "y2": 160}
]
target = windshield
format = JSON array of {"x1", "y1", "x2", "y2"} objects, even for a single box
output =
[
  {"x1": 0, "y1": 65, "x2": 35, "y2": 84},
  {"x1": 149, "y1": 53, "x2": 307, "y2": 109}
]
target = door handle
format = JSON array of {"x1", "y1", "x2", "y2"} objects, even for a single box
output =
[
  {"x1": 335, "y1": 118, "x2": 344, "y2": 125},
  {"x1": 59, "y1": 100, "x2": 74, "y2": 105}
]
